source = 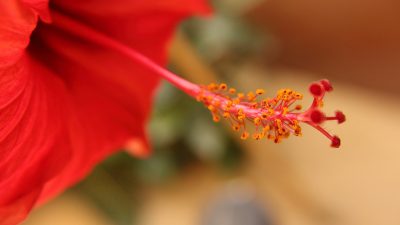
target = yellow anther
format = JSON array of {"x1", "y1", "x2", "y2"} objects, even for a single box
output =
[
  {"x1": 232, "y1": 125, "x2": 240, "y2": 131},
  {"x1": 268, "y1": 99, "x2": 277, "y2": 107},
  {"x1": 254, "y1": 117, "x2": 261, "y2": 126},
  {"x1": 261, "y1": 112, "x2": 268, "y2": 119},
  {"x1": 232, "y1": 98, "x2": 240, "y2": 104},
  {"x1": 275, "y1": 119, "x2": 284, "y2": 134},
  {"x1": 237, "y1": 93, "x2": 245, "y2": 99},
  {"x1": 213, "y1": 115, "x2": 220, "y2": 122},
  {"x1": 282, "y1": 107, "x2": 288, "y2": 116},
  {"x1": 258, "y1": 131, "x2": 265, "y2": 139},
  {"x1": 294, "y1": 126, "x2": 302, "y2": 136},
  {"x1": 276, "y1": 89, "x2": 285, "y2": 98},
  {"x1": 268, "y1": 108, "x2": 275, "y2": 115},
  {"x1": 208, "y1": 105, "x2": 216, "y2": 112},
  {"x1": 224, "y1": 105, "x2": 232, "y2": 111},
  {"x1": 247, "y1": 92, "x2": 256, "y2": 101},
  {"x1": 226, "y1": 101, "x2": 233, "y2": 107},
  {"x1": 263, "y1": 125, "x2": 270, "y2": 132},
  {"x1": 237, "y1": 115, "x2": 246, "y2": 121},
  {"x1": 237, "y1": 109, "x2": 245, "y2": 120},
  {"x1": 229, "y1": 88, "x2": 236, "y2": 94},
  {"x1": 283, "y1": 130, "x2": 290, "y2": 138},
  {"x1": 223, "y1": 112, "x2": 230, "y2": 119},
  {"x1": 294, "y1": 93, "x2": 303, "y2": 100},
  {"x1": 196, "y1": 94, "x2": 203, "y2": 102},
  {"x1": 207, "y1": 83, "x2": 217, "y2": 91},
  {"x1": 261, "y1": 99, "x2": 268, "y2": 106},
  {"x1": 256, "y1": 89, "x2": 265, "y2": 95},
  {"x1": 252, "y1": 133, "x2": 261, "y2": 140},
  {"x1": 276, "y1": 119, "x2": 282, "y2": 130},
  {"x1": 241, "y1": 132, "x2": 250, "y2": 140},
  {"x1": 219, "y1": 83, "x2": 228, "y2": 90}
]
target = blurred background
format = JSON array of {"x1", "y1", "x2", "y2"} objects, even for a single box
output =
[{"x1": 24, "y1": 0, "x2": 400, "y2": 225}]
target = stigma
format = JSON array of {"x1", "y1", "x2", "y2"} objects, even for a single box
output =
[{"x1": 196, "y1": 79, "x2": 345, "y2": 148}]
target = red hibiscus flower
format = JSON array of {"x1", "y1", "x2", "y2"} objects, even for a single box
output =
[
  {"x1": 0, "y1": 0, "x2": 211, "y2": 224},
  {"x1": 0, "y1": 0, "x2": 346, "y2": 224}
]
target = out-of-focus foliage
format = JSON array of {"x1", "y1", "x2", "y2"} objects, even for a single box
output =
[{"x1": 181, "y1": 9, "x2": 266, "y2": 74}]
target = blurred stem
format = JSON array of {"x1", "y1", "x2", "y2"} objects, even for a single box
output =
[{"x1": 169, "y1": 32, "x2": 217, "y2": 84}]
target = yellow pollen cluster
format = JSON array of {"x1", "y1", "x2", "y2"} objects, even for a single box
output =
[{"x1": 196, "y1": 83, "x2": 305, "y2": 144}]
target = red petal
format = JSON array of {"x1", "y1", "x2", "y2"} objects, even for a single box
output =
[
  {"x1": 0, "y1": 54, "x2": 72, "y2": 225},
  {"x1": 0, "y1": 1, "x2": 62, "y2": 224},
  {"x1": 0, "y1": 0, "x2": 211, "y2": 224},
  {"x1": 21, "y1": 0, "x2": 51, "y2": 22}
]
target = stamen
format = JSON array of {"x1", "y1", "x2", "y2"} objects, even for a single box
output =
[
  {"x1": 232, "y1": 125, "x2": 240, "y2": 132},
  {"x1": 295, "y1": 105, "x2": 302, "y2": 110},
  {"x1": 256, "y1": 89, "x2": 265, "y2": 95},
  {"x1": 247, "y1": 92, "x2": 256, "y2": 101},
  {"x1": 196, "y1": 80, "x2": 345, "y2": 148},
  {"x1": 229, "y1": 88, "x2": 236, "y2": 94},
  {"x1": 223, "y1": 112, "x2": 230, "y2": 119},
  {"x1": 219, "y1": 83, "x2": 228, "y2": 91},
  {"x1": 241, "y1": 132, "x2": 250, "y2": 140}
]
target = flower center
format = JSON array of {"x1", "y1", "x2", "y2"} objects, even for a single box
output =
[
  {"x1": 195, "y1": 80, "x2": 345, "y2": 147},
  {"x1": 196, "y1": 83, "x2": 301, "y2": 143}
]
